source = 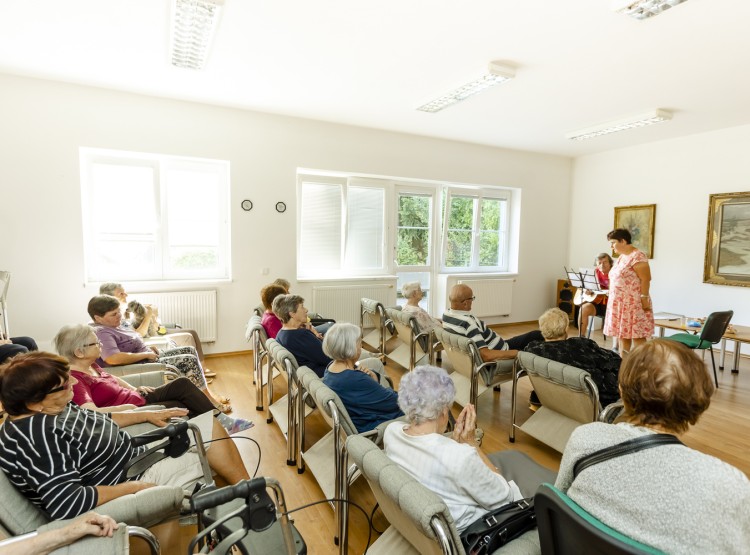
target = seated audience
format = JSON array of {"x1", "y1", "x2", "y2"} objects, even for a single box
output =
[
  {"x1": 525, "y1": 308, "x2": 621, "y2": 407},
  {"x1": 0, "y1": 352, "x2": 251, "y2": 521},
  {"x1": 442, "y1": 284, "x2": 543, "y2": 363},
  {"x1": 400, "y1": 281, "x2": 440, "y2": 333},
  {"x1": 0, "y1": 512, "x2": 118, "y2": 555},
  {"x1": 274, "y1": 295, "x2": 379, "y2": 378},
  {"x1": 0, "y1": 335, "x2": 38, "y2": 365},
  {"x1": 384, "y1": 365, "x2": 556, "y2": 532},
  {"x1": 556, "y1": 340, "x2": 750, "y2": 553},
  {"x1": 88, "y1": 295, "x2": 230, "y2": 413},
  {"x1": 271, "y1": 277, "x2": 334, "y2": 335},
  {"x1": 99, "y1": 283, "x2": 213, "y2": 375},
  {"x1": 54, "y1": 324, "x2": 251, "y2": 434},
  {"x1": 260, "y1": 283, "x2": 287, "y2": 339},
  {"x1": 321, "y1": 323, "x2": 402, "y2": 433},
  {"x1": 272, "y1": 277, "x2": 291, "y2": 293}
]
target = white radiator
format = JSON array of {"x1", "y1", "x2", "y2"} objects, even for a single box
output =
[
  {"x1": 131, "y1": 290, "x2": 217, "y2": 342},
  {"x1": 312, "y1": 281, "x2": 397, "y2": 326},
  {"x1": 453, "y1": 278, "x2": 514, "y2": 318}
]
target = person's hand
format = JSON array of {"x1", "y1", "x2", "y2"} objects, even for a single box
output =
[
  {"x1": 0, "y1": 339, "x2": 10, "y2": 345},
  {"x1": 452, "y1": 404, "x2": 478, "y2": 445},
  {"x1": 641, "y1": 296, "x2": 652, "y2": 312},
  {"x1": 145, "y1": 349, "x2": 159, "y2": 359},
  {"x1": 127, "y1": 481, "x2": 157, "y2": 494},
  {"x1": 65, "y1": 512, "x2": 119, "y2": 540},
  {"x1": 143, "y1": 407, "x2": 189, "y2": 427},
  {"x1": 136, "y1": 385, "x2": 155, "y2": 394}
]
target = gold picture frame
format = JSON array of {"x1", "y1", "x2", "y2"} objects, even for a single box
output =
[
  {"x1": 704, "y1": 191, "x2": 750, "y2": 287},
  {"x1": 613, "y1": 204, "x2": 656, "y2": 259}
]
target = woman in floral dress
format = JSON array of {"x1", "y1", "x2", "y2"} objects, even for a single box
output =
[{"x1": 603, "y1": 228, "x2": 654, "y2": 354}]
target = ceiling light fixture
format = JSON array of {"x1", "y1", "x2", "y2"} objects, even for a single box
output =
[
  {"x1": 612, "y1": 0, "x2": 689, "y2": 20},
  {"x1": 566, "y1": 109, "x2": 672, "y2": 141},
  {"x1": 417, "y1": 61, "x2": 515, "y2": 113},
  {"x1": 170, "y1": 0, "x2": 224, "y2": 70}
]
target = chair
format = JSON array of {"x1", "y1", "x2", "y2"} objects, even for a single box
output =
[
  {"x1": 534, "y1": 483, "x2": 663, "y2": 554},
  {"x1": 360, "y1": 298, "x2": 391, "y2": 361},
  {"x1": 346, "y1": 434, "x2": 541, "y2": 555},
  {"x1": 432, "y1": 326, "x2": 515, "y2": 408},
  {"x1": 384, "y1": 307, "x2": 432, "y2": 371},
  {"x1": 245, "y1": 314, "x2": 279, "y2": 411},
  {"x1": 0, "y1": 520, "x2": 159, "y2": 555},
  {"x1": 663, "y1": 310, "x2": 734, "y2": 387},
  {"x1": 0, "y1": 270, "x2": 10, "y2": 339},
  {"x1": 266, "y1": 338, "x2": 314, "y2": 467},
  {"x1": 510, "y1": 352, "x2": 600, "y2": 453},
  {"x1": 296, "y1": 366, "x2": 384, "y2": 553}
]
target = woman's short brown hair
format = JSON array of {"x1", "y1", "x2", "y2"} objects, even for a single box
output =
[
  {"x1": 87, "y1": 294, "x2": 121, "y2": 320},
  {"x1": 607, "y1": 228, "x2": 632, "y2": 244},
  {"x1": 260, "y1": 284, "x2": 287, "y2": 311},
  {"x1": 0, "y1": 351, "x2": 70, "y2": 416},
  {"x1": 619, "y1": 339, "x2": 714, "y2": 434}
]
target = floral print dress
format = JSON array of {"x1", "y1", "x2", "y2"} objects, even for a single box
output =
[{"x1": 603, "y1": 249, "x2": 654, "y2": 339}]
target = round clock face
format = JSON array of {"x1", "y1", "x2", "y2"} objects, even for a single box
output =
[
  {"x1": 275, "y1": 201, "x2": 287, "y2": 213},
  {"x1": 241, "y1": 199, "x2": 253, "y2": 211}
]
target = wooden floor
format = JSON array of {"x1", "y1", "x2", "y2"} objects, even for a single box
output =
[{"x1": 203, "y1": 323, "x2": 750, "y2": 554}]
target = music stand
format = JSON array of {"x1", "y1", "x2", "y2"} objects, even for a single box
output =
[{"x1": 564, "y1": 267, "x2": 601, "y2": 337}]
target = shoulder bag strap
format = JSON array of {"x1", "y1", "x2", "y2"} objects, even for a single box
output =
[{"x1": 573, "y1": 433, "x2": 683, "y2": 480}]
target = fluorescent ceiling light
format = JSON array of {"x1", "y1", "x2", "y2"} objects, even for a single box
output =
[
  {"x1": 417, "y1": 61, "x2": 515, "y2": 113},
  {"x1": 612, "y1": 0, "x2": 689, "y2": 20},
  {"x1": 170, "y1": 0, "x2": 224, "y2": 70},
  {"x1": 566, "y1": 109, "x2": 672, "y2": 141}
]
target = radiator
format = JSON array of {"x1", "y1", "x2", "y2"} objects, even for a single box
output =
[
  {"x1": 312, "y1": 281, "x2": 397, "y2": 326},
  {"x1": 130, "y1": 290, "x2": 217, "y2": 342},
  {"x1": 452, "y1": 278, "x2": 514, "y2": 318}
]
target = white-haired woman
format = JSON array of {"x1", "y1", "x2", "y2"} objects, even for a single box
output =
[
  {"x1": 322, "y1": 323, "x2": 402, "y2": 433},
  {"x1": 400, "y1": 282, "x2": 441, "y2": 333},
  {"x1": 384, "y1": 365, "x2": 556, "y2": 533}
]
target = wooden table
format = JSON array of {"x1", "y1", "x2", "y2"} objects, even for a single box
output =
[{"x1": 654, "y1": 318, "x2": 749, "y2": 373}]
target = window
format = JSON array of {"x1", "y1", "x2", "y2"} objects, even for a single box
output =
[
  {"x1": 80, "y1": 148, "x2": 230, "y2": 282},
  {"x1": 442, "y1": 189, "x2": 509, "y2": 272},
  {"x1": 298, "y1": 176, "x2": 388, "y2": 278}
]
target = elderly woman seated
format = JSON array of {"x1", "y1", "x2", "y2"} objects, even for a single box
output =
[
  {"x1": 54, "y1": 324, "x2": 251, "y2": 434},
  {"x1": 273, "y1": 294, "x2": 380, "y2": 378},
  {"x1": 87, "y1": 294, "x2": 231, "y2": 413},
  {"x1": 556, "y1": 340, "x2": 750, "y2": 553},
  {"x1": 0, "y1": 352, "x2": 250, "y2": 521},
  {"x1": 321, "y1": 323, "x2": 402, "y2": 433},
  {"x1": 400, "y1": 281, "x2": 441, "y2": 333},
  {"x1": 259, "y1": 283, "x2": 287, "y2": 339},
  {"x1": 384, "y1": 365, "x2": 556, "y2": 533},
  {"x1": 524, "y1": 308, "x2": 621, "y2": 407}
]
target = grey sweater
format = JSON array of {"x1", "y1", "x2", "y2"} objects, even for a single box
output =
[{"x1": 556, "y1": 422, "x2": 750, "y2": 554}]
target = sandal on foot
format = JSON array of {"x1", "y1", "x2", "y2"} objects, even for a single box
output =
[
  {"x1": 204, "y1": 369, "x2": 217, "y2": 377},
  {"x1": 213, "y1": 401, "x2": 233, "y2": 414}
]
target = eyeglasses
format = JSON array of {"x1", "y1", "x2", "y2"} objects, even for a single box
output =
[
  {"x1": 462, "y1": 296, "x2": 476, "y2": 302},
  {"x1": 83, "y1": 341, "x2": 101, "y2": 348},
  {"x1": 47, "y1": 380, "x2": 70, "y2": 395}
]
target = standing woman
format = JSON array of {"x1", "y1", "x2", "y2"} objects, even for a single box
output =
[{"x1": 603, "y1": 229, "x2": 654, "y2": 354}]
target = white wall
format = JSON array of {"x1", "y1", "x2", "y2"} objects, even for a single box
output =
[
  {"x1": 570, "y1": 124, "x2": 750, "y2": 351},
  {"x1": 0, "y1": 74, "x2": 572, "y2": 353}
]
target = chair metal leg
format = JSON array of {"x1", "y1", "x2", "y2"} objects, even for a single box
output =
[{"x1": 709, "y1": 347, "x2": 719, "y2": 388}]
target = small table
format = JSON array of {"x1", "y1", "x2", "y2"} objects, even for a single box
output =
[{"x1": 654, "y1": 318, "x2": 749, "y2": 374}]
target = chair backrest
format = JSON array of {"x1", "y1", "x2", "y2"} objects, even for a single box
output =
[
  {"x1": 303, "y1": 368, "x2": 358, "y2": 437},
  {"x1": 699, "y1": 310, "x2": 734, "y2": 345},
  {"x1": 385, "y1": 308, "x2": 428, "y2": 370},
  {"x1": 246, "y1": 314, "x2": 270, "y2": 373},
  {"x1": 0, "y1": 270, "x2": 10, "y2": 337},
  {"x1": 0, "y1": 468, "x2": 49, "y2": 535},
  {"x1": 266, "y1": 338, "x2": 299, "y2": 378},
  {"x1": 0, "y1": 271, "x2": 9, "y2": 304},
  {"x1": 535, "y1": 483, "x2": 664, "y2": 555},
  {"x1": 517, "y1": 352, "x2": 600, "y2": 424},
  {"x1": 346, "y1": 434, "x2": 462, "y2": 555},
  {"x1": 432, "y1": 326, "x2": 481, "y2": 380}
]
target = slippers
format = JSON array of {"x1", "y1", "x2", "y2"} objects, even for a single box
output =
[
  {"x1": 204, "y1": 369, "x2": 217, "y2": 377},
  {"x1": 213, "y1": 401, "x2": 233, "y2": 414}
]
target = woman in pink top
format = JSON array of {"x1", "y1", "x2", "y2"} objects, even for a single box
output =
[{"x1": 260, "y1": 283, "x2": 286, "y2": 338}]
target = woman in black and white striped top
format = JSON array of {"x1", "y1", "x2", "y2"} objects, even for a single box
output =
[{"x1": 0, "y1": 351, "x2": 250, "y2": 520}]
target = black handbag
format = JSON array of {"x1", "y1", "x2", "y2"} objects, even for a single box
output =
[{"x1": 460, "y1": 497, "x2": 536, "y2": 555}]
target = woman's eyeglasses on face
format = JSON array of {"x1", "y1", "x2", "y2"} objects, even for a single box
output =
[
  {"x1": 83, "y1": 341, "x2": 101, "y2": 348},
  {"x1": 47, "y1": 380, "x2": 71, "y2": 395}
]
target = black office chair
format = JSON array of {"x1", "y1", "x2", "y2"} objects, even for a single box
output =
[
  {"x1": 534, "y1": 483, "x2": 664, "y2": 555},
  {"x1": 663, "y1": 310, "x2": 733, "y2": 388}
]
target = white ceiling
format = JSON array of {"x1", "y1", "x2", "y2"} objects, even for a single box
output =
[{"x1": 1, "y1": 0, "x2": 749, "y2": 157}]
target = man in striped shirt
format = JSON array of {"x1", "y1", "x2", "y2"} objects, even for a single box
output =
[{"x1": 442, "y1": 284, "x2": 543, "y2": 365}]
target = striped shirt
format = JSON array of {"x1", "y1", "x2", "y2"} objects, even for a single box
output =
[
  {"x1": 441, "y1": 309, "x2": 507, "y2": 351},
  {"x1": 0, "y1": 403, "x2": 144, "y2": 520}
]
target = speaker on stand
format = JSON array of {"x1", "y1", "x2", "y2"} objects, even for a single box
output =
[{"x1": 556, "y1": 279, "x2": 576, "y2": 321}]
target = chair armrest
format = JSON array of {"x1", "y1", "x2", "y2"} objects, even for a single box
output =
[
  {"x1": 121, "y1": 371, "x2": 172, "y2": 388},
  {"x1": 96, "y1": 485, "x2": 185, "y2": 528},
  {"x1": 599, "y1": 400, "x2": 625, "y2": 424},
  {"x1": 33, "y1": 520, "x2": 130, "y2": 555},
  {"x1": 106, "y1": 363, "x2": 168, "y2": 378}
]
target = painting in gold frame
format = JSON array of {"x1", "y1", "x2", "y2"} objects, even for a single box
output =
[
  {"x1": 613, "y1": 204, "x2": 656, "y2": 259},
  {"x1": 704, "y1": 191, "x2": 750, "y2": 287}
]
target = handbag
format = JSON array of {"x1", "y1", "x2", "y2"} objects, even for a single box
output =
[{"x1": 460, "y1": 497, "x2": 536, "y2": 555}]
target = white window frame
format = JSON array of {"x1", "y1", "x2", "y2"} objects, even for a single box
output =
[
  {"x1": 80, "y1": 147, "x2": 231, "y2": 283},
  {"x1": 440, "y1": 186, "x2": 511, "y2": 273}
]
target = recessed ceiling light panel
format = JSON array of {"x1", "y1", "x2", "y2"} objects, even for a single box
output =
[
  {"x1": 612, "y1": 0, "x2": 689, "y2": 20},
  {"x1": 566, "y1": 109, "x2": 672, "y2": 141},
  {"x1": 417, "y1": 61, "x2": 515, "y2": 113},
  {"x1": 170, "y1": 0, "x2": 224, "y2": 70}
]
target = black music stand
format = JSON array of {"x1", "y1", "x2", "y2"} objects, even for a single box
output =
[{"x1": 564, "y1": 267, "x2": 602, "y2": 337}]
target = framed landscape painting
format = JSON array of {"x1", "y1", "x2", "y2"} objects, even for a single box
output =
[
  {"x1": 704, "y1": 191, "x2": 750, "y2": 287},
  {"x1": 613, "y1": 204, "x2": 656, "y2": 259}
]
